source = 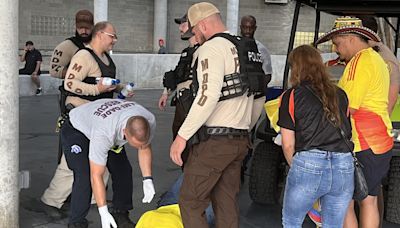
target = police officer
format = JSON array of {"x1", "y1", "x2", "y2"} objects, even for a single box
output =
[
  {"x1": 240, "y1": 15, "x2": 272, "y2": 79},
  {"x1": 239, "y1": 15, "x2": 273, "y2": 181},
  {"x1": 62, "y1": 21, "x2": 134, "y2": 228},
  {"x1": 41, "y1": 9, "x2": 95, "y2": 217},
  {"x1": 49, "y1": 9, "x2": 93, "y2": 79},
  {"x1": 170, "y1": 2, "x2": 265, "y2": 227},
  {"x1": 158, "y1": 13, "x2": 198, "y2": 164},
  {"x1": 61, "y1": 99, "x2": 156, "y2": 228}
]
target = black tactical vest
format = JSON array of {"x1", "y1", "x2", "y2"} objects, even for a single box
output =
[
  {"x1": 176, "y1": 44, "x2": 198, "y2": 84},
  {"x1": 192, "y1": 33, "x2": 266, "y2": 101},
  {"x1": 163, "y1": 44, "x2": 199, "y2": 91},
  {"x1": 73, "y1": 48, "x2": 116, "y2": 101},
  {"x1": 67, "y1": 36, "x2": 86, "y2": 50}
]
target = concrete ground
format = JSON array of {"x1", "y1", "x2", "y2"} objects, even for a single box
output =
[{"x1": 19, "y1": 90, "x2": 400, "y2": 227}]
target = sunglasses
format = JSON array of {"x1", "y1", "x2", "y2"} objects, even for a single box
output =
[{"x1": 101, "y1": 31, "x2": 118, "y2": 40}]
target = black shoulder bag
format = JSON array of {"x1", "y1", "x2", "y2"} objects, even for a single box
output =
[{"x1": 305, "y1": 85, "x2": 368, "y2": 201}]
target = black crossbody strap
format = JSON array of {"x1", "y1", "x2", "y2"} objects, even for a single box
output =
[{"x1": 304, "y1": 85, "x2": 357, "y2": 159}]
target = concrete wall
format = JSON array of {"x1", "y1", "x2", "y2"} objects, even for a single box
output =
[
  {"x1": 18, "y1": 0, "x2": 337, "y2": 55},
  {"x1": 19, "y1": 53, "x2": 339, "y2": 96}
]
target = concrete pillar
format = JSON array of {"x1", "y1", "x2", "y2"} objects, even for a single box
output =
[
  {"x1": 94, "y1": 0, "x2": 108, "y2": 23},
  {"x1": 0, "y1": 0, "x2": 19, "y2": 227},
  {"x1": 153, "y1": 0, "x2": 168, "y2": 53},
  {"x1": 227, "y1": 0, "x2": 240, "y2": 35}
]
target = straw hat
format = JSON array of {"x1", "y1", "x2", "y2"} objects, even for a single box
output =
[{"x1": 315, "y1": 17, "x2": 381, "y2": 45}]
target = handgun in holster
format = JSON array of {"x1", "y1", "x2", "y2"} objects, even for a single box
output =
[{"x1": 187, "y1": 126, "x2": 210, "y2": 147}]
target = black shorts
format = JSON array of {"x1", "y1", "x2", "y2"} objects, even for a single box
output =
[{"x1": 356, "y1": 148, "x2": 393, "y2": 196}]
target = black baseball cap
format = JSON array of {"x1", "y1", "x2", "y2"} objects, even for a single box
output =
[
  {"x1": 174, "y1": 14, "x2": 188, "y2": 24},
  {"x1": 181, "y1": 20, "x2": 194, "y2": 40}
]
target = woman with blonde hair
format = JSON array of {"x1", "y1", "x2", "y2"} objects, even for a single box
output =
[{"x1": 278, "y1": 45, "x2": 354, "y2": 227}]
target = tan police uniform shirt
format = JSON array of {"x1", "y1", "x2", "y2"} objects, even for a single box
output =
[
  {"x1": 64, "y1": 45, "x2": 122, "y2": 107},
  {"x1": 50, "y1": 39, "x2": 82, "y2": 79},
  {"x1": 178, "y1": 33, "x2": 265, "y2": 140}
]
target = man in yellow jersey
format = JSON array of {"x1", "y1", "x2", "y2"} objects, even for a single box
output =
[
  {"x1": 170, "y1": 2, "x2": 266, "y2": 228},
  {"x1": 316, "y1": 17, "x2": 393, "y2": 228}
]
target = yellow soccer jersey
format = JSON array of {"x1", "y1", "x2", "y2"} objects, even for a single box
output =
[{"x1": 338, "y1": 47, "x2": 393, "y2": 154}]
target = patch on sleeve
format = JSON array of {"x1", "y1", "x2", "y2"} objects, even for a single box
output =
[{"x1": 70, "y1": 145, "x2": 82, "y2": 154}]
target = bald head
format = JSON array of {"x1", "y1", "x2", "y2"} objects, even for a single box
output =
[
  {"x1": 125, "y1": 116, "x2": 150, "y2": 144},
  {"x1": 240, "y1": 15, "x2": 257, "y2": 39}
]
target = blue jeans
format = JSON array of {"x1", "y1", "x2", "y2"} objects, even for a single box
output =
[
  {"x1": 159, "y1": 174, "x2": 215, "y2": 226},
  {"x1": 282, "y1": 150, "x2": 354, "y2": 228}
]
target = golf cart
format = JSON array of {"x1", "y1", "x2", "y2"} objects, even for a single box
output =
[{"x1": 248, "y1": 0, "x2": 400, "y2": 224}]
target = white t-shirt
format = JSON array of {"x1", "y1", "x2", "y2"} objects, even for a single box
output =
[
  {"x1": 255, "y1": 40, "x2": 273, "y2": 75},
  {"x1": 69, "y1": 99, "x2": 156, "y2": 165}
]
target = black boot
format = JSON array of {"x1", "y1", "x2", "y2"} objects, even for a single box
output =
[
  {"x1": 111, "y1": 210, "x2": 136, "y2": 228},
  {"x1": 68, "y1": 219, "x2": 88, "y2": 228}
]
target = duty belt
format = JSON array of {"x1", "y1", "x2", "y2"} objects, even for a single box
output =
[{"x1": 206, "y1": 127, "x2": 248, "y2": 136}]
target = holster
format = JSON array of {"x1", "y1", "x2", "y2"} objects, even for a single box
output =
[
  {"x1": 163, "y1": 70, "x2": 177, "y2": 91},
  {"x1": 187, "y1": 126, "x2": 210, "y2": 147},
  {"x1": 170, "y1": 94, "x2": 177, "y2": 106},
  {"x1": 59, "y1": 84, "x2": 68, "y2": 114},
  {"x1": 177, "y1": 88, "x2": 195, "y2": 113}
]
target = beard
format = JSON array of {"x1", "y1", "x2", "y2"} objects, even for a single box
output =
[{"x1": 75, "y1": 31, "x2": 92, "y2": 43}]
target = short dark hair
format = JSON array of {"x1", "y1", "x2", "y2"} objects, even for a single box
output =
[
  {"x1": 241, "y1": 15, "x2": 257, "y2": 25},
  {"x1": 25, "y1": 41, "x2": 34, "y2": 46}
]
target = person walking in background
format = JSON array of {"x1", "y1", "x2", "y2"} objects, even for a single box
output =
[
  {"x1": 40, "y1": 10, "x2": 96, "y2": 219},
  {"x1": 158, "y1": 38, "x2": 167, "y2": 54},
  {"x1": 315, "y1": 17, "x2": 393, "y2": 228},
  {"x1": 279, "y1": 45, "x2": 354, "y2": 227},
  {"x1": 19, "y1": 40, "x2": 42, "y2": 95}
]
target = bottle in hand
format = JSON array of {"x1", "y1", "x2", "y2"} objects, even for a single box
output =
[
  {"x1": 96, "y1": 77, "x2": 120, "y2": 85},
  {"x1": 118, "y1": 83, "x2": 135, "y2": 99}
]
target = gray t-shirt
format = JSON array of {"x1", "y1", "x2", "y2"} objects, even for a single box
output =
[
  {"x1": 255, "y1": 40, "x2": 273, "y2": 75},
  {"x1": 69, "y1": 99, "x2": 156, "y2": 165}
]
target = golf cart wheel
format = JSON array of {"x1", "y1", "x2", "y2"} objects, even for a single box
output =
[
  {"x1": 249, "y1": 141, "x2": 282, "y2": 204},
  {"x1": 386, "y1": 156, "x2": 400, "y2": 224}
]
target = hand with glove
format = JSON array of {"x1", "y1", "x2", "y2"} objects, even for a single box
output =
[
  {"x1": 142, "y1": 177, "x2": 155, "y2": 203},
  {"x1": 98, "y1": 205, "x2": 118, "y2": 228}
]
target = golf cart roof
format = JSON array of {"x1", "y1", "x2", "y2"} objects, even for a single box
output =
[{"x1": 299, "y1": 0, "x2": 400, "y2": 17}]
